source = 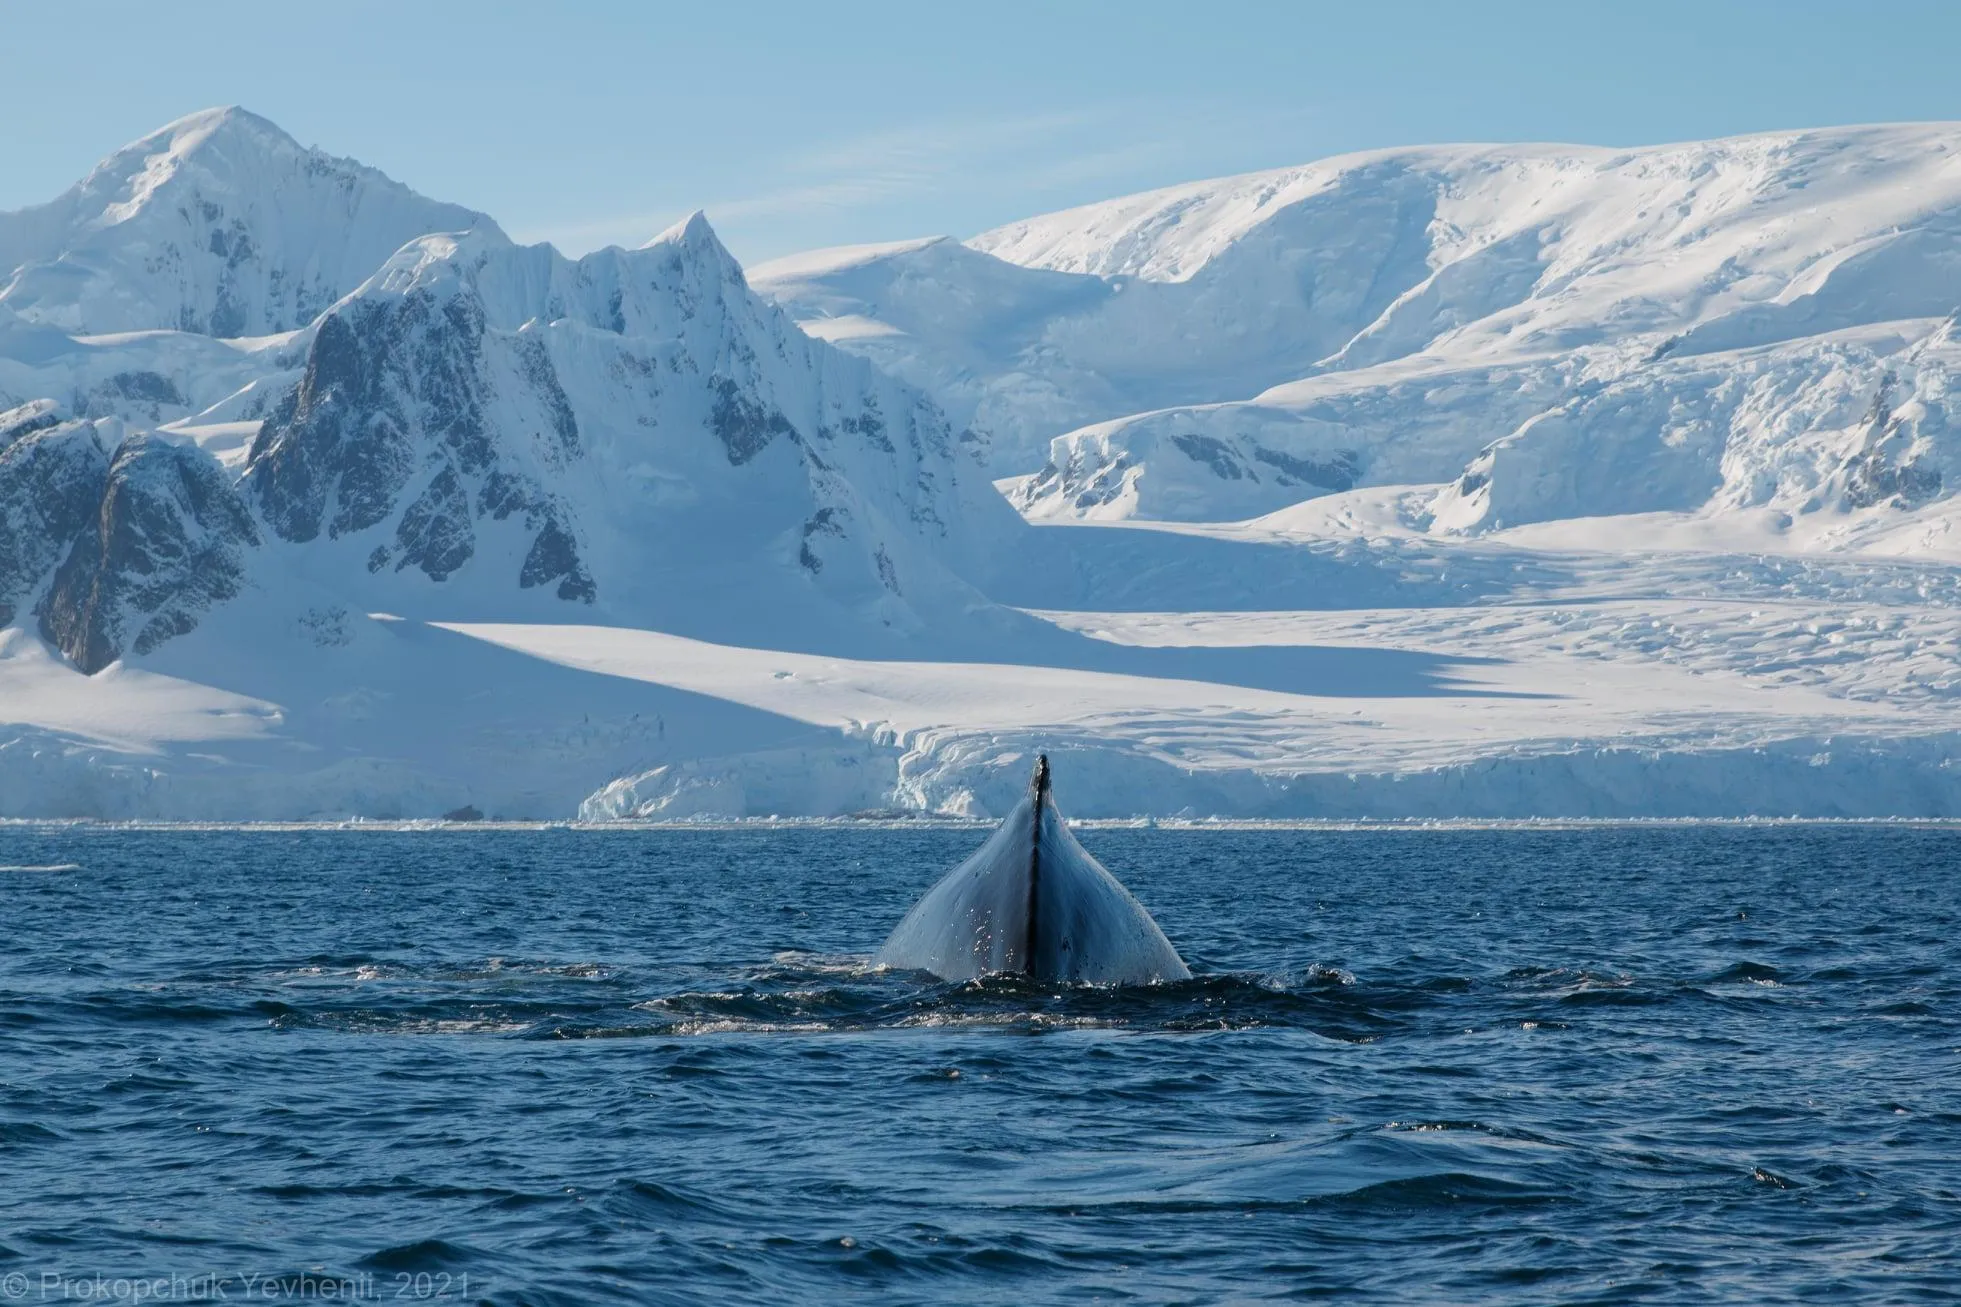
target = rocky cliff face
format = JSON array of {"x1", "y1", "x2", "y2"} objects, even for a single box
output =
[
  {"x1": 1012, "y1": 420, "x2": 1360, "y2": 522},
  {"x1": 240, "y1": 215, "x2": 1016, "y2": 635},
  {"x1": 0, "y1": 401, "x2": 257, "y2": 673},
  {"x1": 0, "y1": 403, "x2": 111, "y2": 629},
  {"x1": 39, "y1": 434, "x2": 258, "y2": 673},
  {"x1": 244, "y1": 276, "x2": 593, "y2": 601}
]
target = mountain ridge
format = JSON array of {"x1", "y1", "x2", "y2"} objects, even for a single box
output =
[
  {"x1": 760, "y1": 122, "x2": 1961, "y2": 536},
  {"x1": 0, "y1": 106, "x2": 501, "y2": 338}
]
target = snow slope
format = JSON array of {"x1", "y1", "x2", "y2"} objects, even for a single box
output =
[
  {"x1": 0, "y1": 107, "x2": 499, "y2": 337},
  {"x1": 1017, "y1": 316, "x2": 1957, "y2": 532},
  {"x1": 762, "y1": 125, "x2": 1961, "y2": 538},
  {"x1": 11, "y1": 521, "x2": 1956, "y2": 819},
  {"x1": 463, "y1": 530, "x2": 1961, "y2": 820}
]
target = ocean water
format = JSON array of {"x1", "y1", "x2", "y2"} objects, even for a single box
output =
[{"x1": 0, "y1": 823, "x2": 1955, "y2": 1305}]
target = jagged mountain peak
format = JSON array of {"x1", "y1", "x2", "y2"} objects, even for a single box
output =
[
  {"x1": 237, "y1": 200, "x2": 1015, "y2": 644},
  {"x1": 342, "y1": 218, "x2": 759, "y2": 348},
  {"x1": 645, "y1": 208, "x2": 715, "y2": 249},
  {"x1": 640, "y1": 209, "x2": 750, "y2": 287}
]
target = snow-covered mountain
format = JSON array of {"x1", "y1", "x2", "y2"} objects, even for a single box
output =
[
  {"x1": 760, "y1": 125, "x2": 1961, "y2": 541},
  {"x1": 0, "y1": 111, "x2": 1020, "y2": 691},
  {"x1": 0, "y1": 222, "x2": 1019, "y2": 676},
  {"x1": 5, "y1": 111, "x2": 1961, "y2": 819},
  {"x1": 239, "y1": 213, "x2": 1018, "y2": 649},
  {"x1": 0, "y1": 107, "x2": 498, "y2": 337}
]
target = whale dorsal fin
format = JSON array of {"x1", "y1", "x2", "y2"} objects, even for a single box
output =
[{"x1": 875, "y1": 753, "x2": 1190, "y2": 984}]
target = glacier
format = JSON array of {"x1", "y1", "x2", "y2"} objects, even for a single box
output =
[{"x1": 2, "y1": 110, "x2": 1960, "y2": 819}]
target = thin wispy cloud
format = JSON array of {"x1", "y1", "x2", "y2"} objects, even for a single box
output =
[{"x1": 516, "y1": 104, "x2": 1219, "y2": 257}]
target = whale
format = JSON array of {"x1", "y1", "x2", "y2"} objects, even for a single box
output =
[{"x1": 875, "y1": 755, "x2": 1191, "y2": 984}]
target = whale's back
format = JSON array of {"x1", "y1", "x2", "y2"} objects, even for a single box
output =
[{"x1": 875, "y1": 778, "x2": 1189, "y2": 985}]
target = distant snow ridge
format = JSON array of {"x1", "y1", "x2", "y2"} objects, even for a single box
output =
[
  {"x1": 0, "y1": 107, "x2": 499, "y2": 337},
  {"x1": 762, "y1": 125, "x2": 1961, "y2": 534}
]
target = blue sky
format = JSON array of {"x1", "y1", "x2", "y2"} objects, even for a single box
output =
[{"x1": 6, "y1": 0, "x2": 1960, "y2": 264}]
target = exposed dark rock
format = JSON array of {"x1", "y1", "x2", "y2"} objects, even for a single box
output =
[
  {"x1": 442, "y1": 805, "x2": 485, "y2": 822},
  {"x1": 391, "y1": 465, "x2": 475, "y2": 581},
  {"x1": 207, "y1": 293, "x2": 246, "y2": 340},
  {"x1": 39, "y1": 435, "x2": 259, "y2": 673},
  {"x1": 1842, "y1": 373, "x2": 1943, "y2": 509},
  {"x1": 1452, "y1": 445, "x2": 1500, "y2": 499},
  {"x1": 1171, "y1": 433, "x2": 1247, "y2": 480},
  {"x1": 512, "y1": 331, "x2": 580, "y2": 460},
  {"x1": 840, "y1": 400, "x2": 893, "y2": 453},
  {"x1": 711, "y1": 376, "x2": 795, "y2": 464},
  {"x1": 1865, "y1": 373, "x2": 1897, "y2": 431},
  {"x1": 519, "y1": 516, "x2": 595, "y2": 602},
  {"x1": 1845, "y1": 449, "x2": 1942, "y2": 508},
  {"x1": 1060, "y1": 452, "x2": 1132, "y2": 512},
  {"x1": 1251, "y1": 445, "x2": 1360, "y2": 491},
  {"x1": 1011, "y1": 442, "x2": 1139, "y2": 514},
  {"x1": 800, "y1": 506, "x2": 846, "y2": 574},
  {"x1": 249, "y1": 310, "x2": 410, "y2": 541},
  {"x1": 297, "y1": 605, "x2": 353, "y2": 648},
  {"x1": 76, "y1": 372, "x2": 189, "y2": 423},
  {"x1": 0, "y1": 417, "x2": 111, "y2": 627},
  {"x1": 246, "y1": 284, "x2": 597, "y2": 596},
  {"x1": 96, "y1": 371, "x2": 185, "y2": 407},
  {"x1": 477, "y1": 470, "x2": 533, "y2": 521},
  {"x1": 247, "y1": 292, "x2": 490, "y2": 543}
]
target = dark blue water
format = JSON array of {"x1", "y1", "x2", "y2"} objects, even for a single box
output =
[{"x1": 1, "y1": 825, "x2": 1956, "y2": 1304}]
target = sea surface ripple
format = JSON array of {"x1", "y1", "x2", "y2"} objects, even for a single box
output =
[{"x1": 0, "y1": 825, "x2": 1956, "y2": 1303}]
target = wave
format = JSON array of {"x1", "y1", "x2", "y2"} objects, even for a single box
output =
[{"x1": 53, "y1": 949, "x2": 1825, "y2": 1042}]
